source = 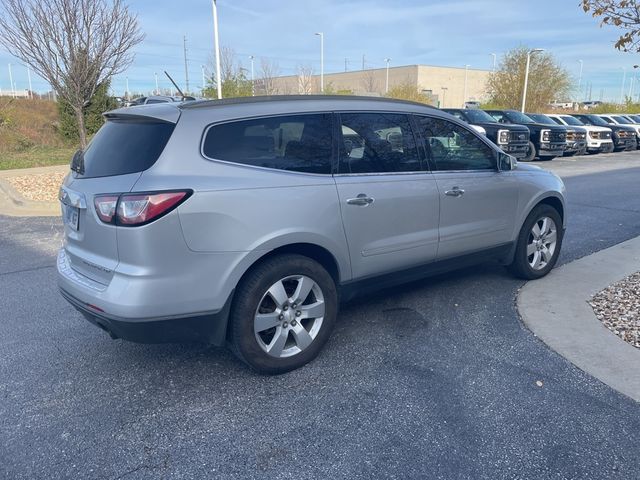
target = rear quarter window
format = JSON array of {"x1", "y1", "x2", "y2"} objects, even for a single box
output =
[
  {"x1": 78, "y1": 118, "x2": 175, "y2": 178},
  {"x1": 202, "y1": 114, "x2": 333, "y2": 174}
]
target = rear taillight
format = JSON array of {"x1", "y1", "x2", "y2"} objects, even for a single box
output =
[
  {"x1": 94, "y1": 195, "x2": 118, "y2": 223},
  {"x1": 94, "y1": 190, "x2": 191, "y2": 226}
]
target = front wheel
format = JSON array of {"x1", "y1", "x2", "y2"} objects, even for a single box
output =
[
  {"x1": 508, "y1": 205, "x2": 563, "y2": 280},
  {"x1": 229, "y1": 254, "x2": 338, "y2": 374},
  {"x1": 522, "y1": 141, "x2": 536, "y2": 162}
]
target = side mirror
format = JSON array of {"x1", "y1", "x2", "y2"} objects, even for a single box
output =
[{"x1": 498, "y1": 152, "x2": 517, "y2": 171}]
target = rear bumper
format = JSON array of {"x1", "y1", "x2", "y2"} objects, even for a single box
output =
[{"x1": 60, "y1": 287, "x2": 233, "y2": 345}]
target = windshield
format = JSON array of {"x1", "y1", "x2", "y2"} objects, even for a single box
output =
[
  {"x1": 581, "y1": 115, "x2": 609, "y2": 127},
  {"x1": 628, "y1": 114, "x2": 640, "y2": 123},
  {"x1": 559, "y1": 115, "x2": 584, "y2": 126},
  {"x1": 464, "y1": 109, "x2": 499, "y2": 123},
  {"x1": 504, "y1": 111, "x2": 535, "y2": 124},
  {"x1": 612, "y1": 115, "x2": 631, "y2": 124},
  {"x1": 527, "y1": 114, "x2": 557, "y2": 125},
  {"x1": 77, "y1": 118, "x2": 175, "y2": 178}
]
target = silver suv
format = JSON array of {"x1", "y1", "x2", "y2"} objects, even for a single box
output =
[{"x1": 57, "y1": 96, "x2": 566, "y2": 374}]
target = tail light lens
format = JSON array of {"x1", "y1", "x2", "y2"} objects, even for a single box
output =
[
  {"x1": 94, "y1": 190, "x2": 191, "y2": 226},
  {"x1": 94, "y1": 195, "x2": 119, "y2": 223}
]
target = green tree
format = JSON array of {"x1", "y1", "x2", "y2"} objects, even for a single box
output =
[
  {"x1": 58, "y1": 81, "x2": 117, "y2": 143},
  {"x1": 203, "y1": 47, "x2": 253, "y2": 98},
  {"x1": 486, "y1": 47, "x2": 572, "y2": 112},
  {"x1": 583, "y1": 0, "x2": 640, "y2": 52},
  {"x1": 385, "y1": 82, "x2": 434, "y2": 105}
]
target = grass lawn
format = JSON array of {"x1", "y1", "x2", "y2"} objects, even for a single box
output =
[{"x1": 0, "y1": 146, "x2": 75, "y2": 171}]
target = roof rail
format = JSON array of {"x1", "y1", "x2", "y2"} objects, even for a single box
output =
[{"x1": 178, "y1": 94, "x2": 438, "y2": 110}]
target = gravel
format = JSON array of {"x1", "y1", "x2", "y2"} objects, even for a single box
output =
[
  {"x1": 590, "y1": 272, "x2": 640, "y2": 349},
  {"x1": 5, "y1": 171, "x2": 66, "y2": 202}
]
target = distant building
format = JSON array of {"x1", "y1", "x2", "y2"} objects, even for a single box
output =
[
  {"x1": 261, "y1": 64, "x2": 490, "y2": 108},
  {"x1": 0, "y1": 89, "x2": 31, "y2": 98}
]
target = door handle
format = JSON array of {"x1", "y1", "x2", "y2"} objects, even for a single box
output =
[
  {"x1": 444, "y1": 187, "x2": 465, "y2": 197},
  {"x1": 346, "y1": 194, "x2": 375, "y2": 206}
]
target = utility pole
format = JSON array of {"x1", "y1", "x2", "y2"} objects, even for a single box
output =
[
  {"x1": 183, "y1": 35, "x2": 190, "y2": 94},
  {"x1": 620, "y1": 67, "x2": 626, "y2": 104},
  {"x1": 155, "y1": 72, "x2": 159, "y2": 95},
  {"x1": 126, "y1": 76, "x2": 129, "y2": 101},
  {"x1": 211, "y1": 0, "x2": 222, "y2": 99},
  {"x1": 27, "y1": 66, "x2": 33, "y2": 99},
  {"x1": 362, "y1": 54, "x2": 365, "y2": 70},
  {"x1": 344, "y1": 58, "x2": 348, "y2": 72},
  {"x1": 490, "y1": 53, "x2": 497, "y2": 72},
  {"x1": 201, "y1": 65, "x2": 206, "y2": 92},
  {"x1": 8, "y1": 63, "x2": 15, "y2": 98}
]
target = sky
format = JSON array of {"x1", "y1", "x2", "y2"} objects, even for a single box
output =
[{"x1": 0, "y1": 0, "x2": 639, "y2": 102}]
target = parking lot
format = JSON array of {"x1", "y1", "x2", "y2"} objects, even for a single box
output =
[{"x1": 1, "y1": 151, "x2": 639, "y2": 479}]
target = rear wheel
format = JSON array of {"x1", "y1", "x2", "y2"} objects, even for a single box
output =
[
  {"x1": 508, "y1": 205, "x2": 563, "y2": 280},
  {"x1": 522, "y1": 141, "x2": 536, "y2": 162},
  {"x1": 229, "y1": 254, "x2": 338, "y2": 374}
]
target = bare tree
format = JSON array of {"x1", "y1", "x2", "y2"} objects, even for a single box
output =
[
  {"x1": 0, "y1": 0, "x2": 144, "y2": 148},
  {"x1": 582, "y1": 0, "x2": 640, "y2": 52},
  {"x1": 205, "y1": 47, "x2": 251, "y2": 98},
  {"x1": 360, "y1": 69, "x2": 380, "y2": 94},
  {"x1": 259, "y1": 58, "x2": 280, "y2": 95},
  {"x1": 297, "y1": 65, "x2": 316, "y2": 94}
]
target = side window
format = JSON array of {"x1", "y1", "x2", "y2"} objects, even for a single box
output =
[
  {"x1": 416, "y1": 116, "x2": 496, "y2": 171},
  {"x1": 338, "y1": 113, "x2": 421, "y2": 174},
  {"x1": 550, "y1": 117, "x2": 563, "y2": 125},
  {"x1": 202, "y1": 114, "x2": 333, "y2": 174}
]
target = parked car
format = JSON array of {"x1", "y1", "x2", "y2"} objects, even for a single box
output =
[
  {"x1": 580, "y1": 101, "x2": 602, "y2": 110},
  {"x1": 484, "y1": 109, "x2": 567, "y2": 161},
  {"x1": 443, "y1": 108, "x2": 530, "y2": 159},
  {"x1": 597, "y1": 114, "x2": 640, "y2": 149},
  {"x1": 125, "y1": 95, "x2": 196, "y2": 107},
  {"x1": 527, "y1": 113, "x2": 587, "y2": 156},
  {"x1": 573, "y1": 114, "x2": 637, "y2": 151},
  {"x1": 57, "y1": 96, "x2": 566, "y2": 373},
  {"x1": 623, "y1": 114, "x2": 640, "y2": 124},
  {"x1": 546, "y1": 114, "x2": 614, "y2": 154}
]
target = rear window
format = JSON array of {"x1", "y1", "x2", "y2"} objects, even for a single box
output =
[
  {"x1": 78, "y1": 118, "x2": 175, "y2": 178},
  {"x1": 202, "y1": 114, "x2": 333, "y2": 174}
]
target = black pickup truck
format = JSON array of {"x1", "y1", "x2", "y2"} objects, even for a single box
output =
[
  {"x1": 484, "y1": 109, "x2": 567, "y2": 161},
  {"x1": 442, "y1": 108, "x2": 530, "y2": 159},
  {"x1": 527, "y1": 113, "x2": 587, "y2": 156}
]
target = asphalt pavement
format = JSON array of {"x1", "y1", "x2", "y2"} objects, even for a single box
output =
[{"x1": 1, "y1": 152, "x2": 639, "y2": 479}]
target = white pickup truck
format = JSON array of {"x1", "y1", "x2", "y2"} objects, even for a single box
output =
[{"x1": 546, "y1": 114, "x2": 614, "y2": 154}]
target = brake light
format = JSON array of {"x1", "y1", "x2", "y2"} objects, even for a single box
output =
[
  {"x1": 94, "y1": 190, "x2": 191, "y2": 226},
  {"x1": 94, "y1": 195, "x2": 118, "y2": 223}
]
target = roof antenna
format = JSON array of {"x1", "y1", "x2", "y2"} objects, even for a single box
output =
[{"x1": 164, "y1": 70, "x2": 186, "y2": 99}]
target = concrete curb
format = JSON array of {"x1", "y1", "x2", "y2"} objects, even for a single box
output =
[{"x1": 518, "y1": 236, "x2": 640, "y2": 402}]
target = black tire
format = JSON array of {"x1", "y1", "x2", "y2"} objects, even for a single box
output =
[
  {"x1": 522, "y1": 141, "x2": 536, "y2": 162},
  {"x1": 563, "y1": 151, "x2": 577, "y2": 157},
  {"x1": 229, "y1": 254, "x2": 338, "y2": 374},
  {"x1": 539, "y1": 156, "x2": 556, "y2": 161},
  {"x1": 508, "y1": 204, "x2": 563, "y2": 280}
]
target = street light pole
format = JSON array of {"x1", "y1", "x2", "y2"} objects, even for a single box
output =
[
  {"x1": 27, "y1": 66, "x2": 33, "y2": 99},
  {"x1": 155, "y1": 72, "x2": 159, "y2": 95},
  {"x1": 521, "y1": 48, "x2": 544, "y2": 112},
  {"x1": 620, "y1": 67, "x2": 626, "y2": 104},
  {"x1": 463, "y1": 64, "x2": 470, "y2": 106},
  {"x1": 315, "y1": 32, "x2": 324, "y2": 93},
  {"x1": 490, "y1": 53, "x2": 497, "y2": 72},
  {"x1": 441, "y1": 87, "x2": 448, "y2": 108},
  {"x1": 384, "y1": 58, "x2": 391, "y2": 93},
  {"x1": 211, "y1": 0, "x2": 222, "y2": 99},
  {"x1": 126, "y1": 76, "x2": 129, "y2": 101},
  {"x1": 201, "y1": 65, "x2": 206, "y2": 92},
  {"x1": 249, "y1": 55, "x2": 255, "y2": 96},
  {"x1": 8, "y1": 63, "x2": 15, "y2": 98},
  {"x1": 577, "y1": 60, "x2": 583, "y2": 102}
]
